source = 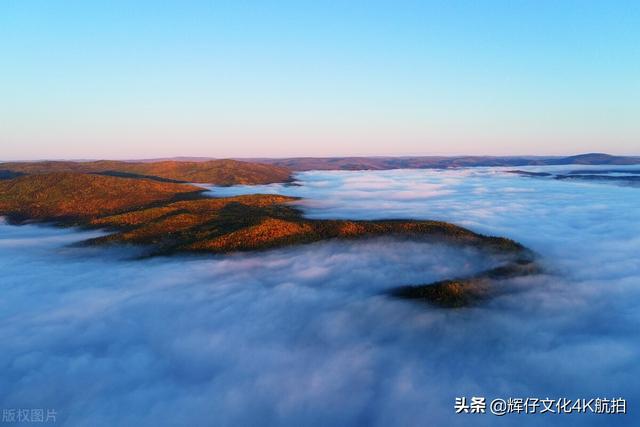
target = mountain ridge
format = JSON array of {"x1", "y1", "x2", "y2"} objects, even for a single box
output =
[
  {"x1": 3, "y1": 153, "x2": 638, "y2": 175},
  {"x1": 0, "y1": 159, "x2": 292, "y2": 185},
  {"x1": 245, "y1": 152, "x2": 640, "y2": 170}
]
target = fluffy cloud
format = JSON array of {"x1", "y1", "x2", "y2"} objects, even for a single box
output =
[{"x1": 1, "y1": 166, "x2": 639, "y2": 426}]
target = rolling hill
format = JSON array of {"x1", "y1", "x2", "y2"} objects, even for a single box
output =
[
  {"x1": 0, "y1": 159, "x2": 292, "y2": 185},
  {"x1": 0, "y1": 173, "x2": 203, "y2": 221}
]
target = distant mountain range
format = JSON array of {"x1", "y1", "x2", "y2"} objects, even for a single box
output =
[
  {"x1": 120, "y1": 152, "x2": 640, "y2": 170},
  {"x1": 246, "y1": 153, "x2": 640, "y2": 171},
  {"x1": 1, "y1": 154, "x2": 638, "y2": 183}
]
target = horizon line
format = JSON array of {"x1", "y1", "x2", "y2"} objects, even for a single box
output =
[{"x1": 2, "y1": 152, "x2": 640, "y2": 163}]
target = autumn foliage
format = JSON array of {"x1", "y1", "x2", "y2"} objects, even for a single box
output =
[{"x1": 0, "y1": 159, "x2": 292, "y2": 185}]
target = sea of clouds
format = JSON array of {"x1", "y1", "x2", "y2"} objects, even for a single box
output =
[{"x1": 1, "y1": 166, "x2": 639, "y2": 426}]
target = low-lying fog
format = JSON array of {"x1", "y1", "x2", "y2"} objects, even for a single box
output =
[{"x1": 2, "y1": 166, "x2": 639, "y2": 426}]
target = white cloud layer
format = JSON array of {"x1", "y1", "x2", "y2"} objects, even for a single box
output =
[{"x1": 2, "y1": 166, "x2": 640, "y2": 426}]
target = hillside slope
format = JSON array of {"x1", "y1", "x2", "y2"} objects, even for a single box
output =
[
  {"x1": 0, "y1": 173, "x2": 202, "y2": 221},
  {"x1": 0, "y1": 159, "x2": 292, "y2": 185}
]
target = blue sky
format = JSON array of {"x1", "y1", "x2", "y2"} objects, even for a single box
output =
[{"x1": 1, "y1": 0, "x2": 639, "y2": 159}]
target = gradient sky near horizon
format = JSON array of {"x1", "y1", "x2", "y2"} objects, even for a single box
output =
[{"x1": 1, "y1": 0, "x2": 639, "y2": 160}]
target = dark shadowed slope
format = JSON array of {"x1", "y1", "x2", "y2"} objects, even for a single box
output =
[
  {"x1": 544, "y1": 153, "x2": 640, "y2": 165},
  {"x1": 507, "y1": 169, "x2": 640, "y2": 187},
  {"x1": 0, "y1": 159, "x2": 292, "y2": 185}
]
